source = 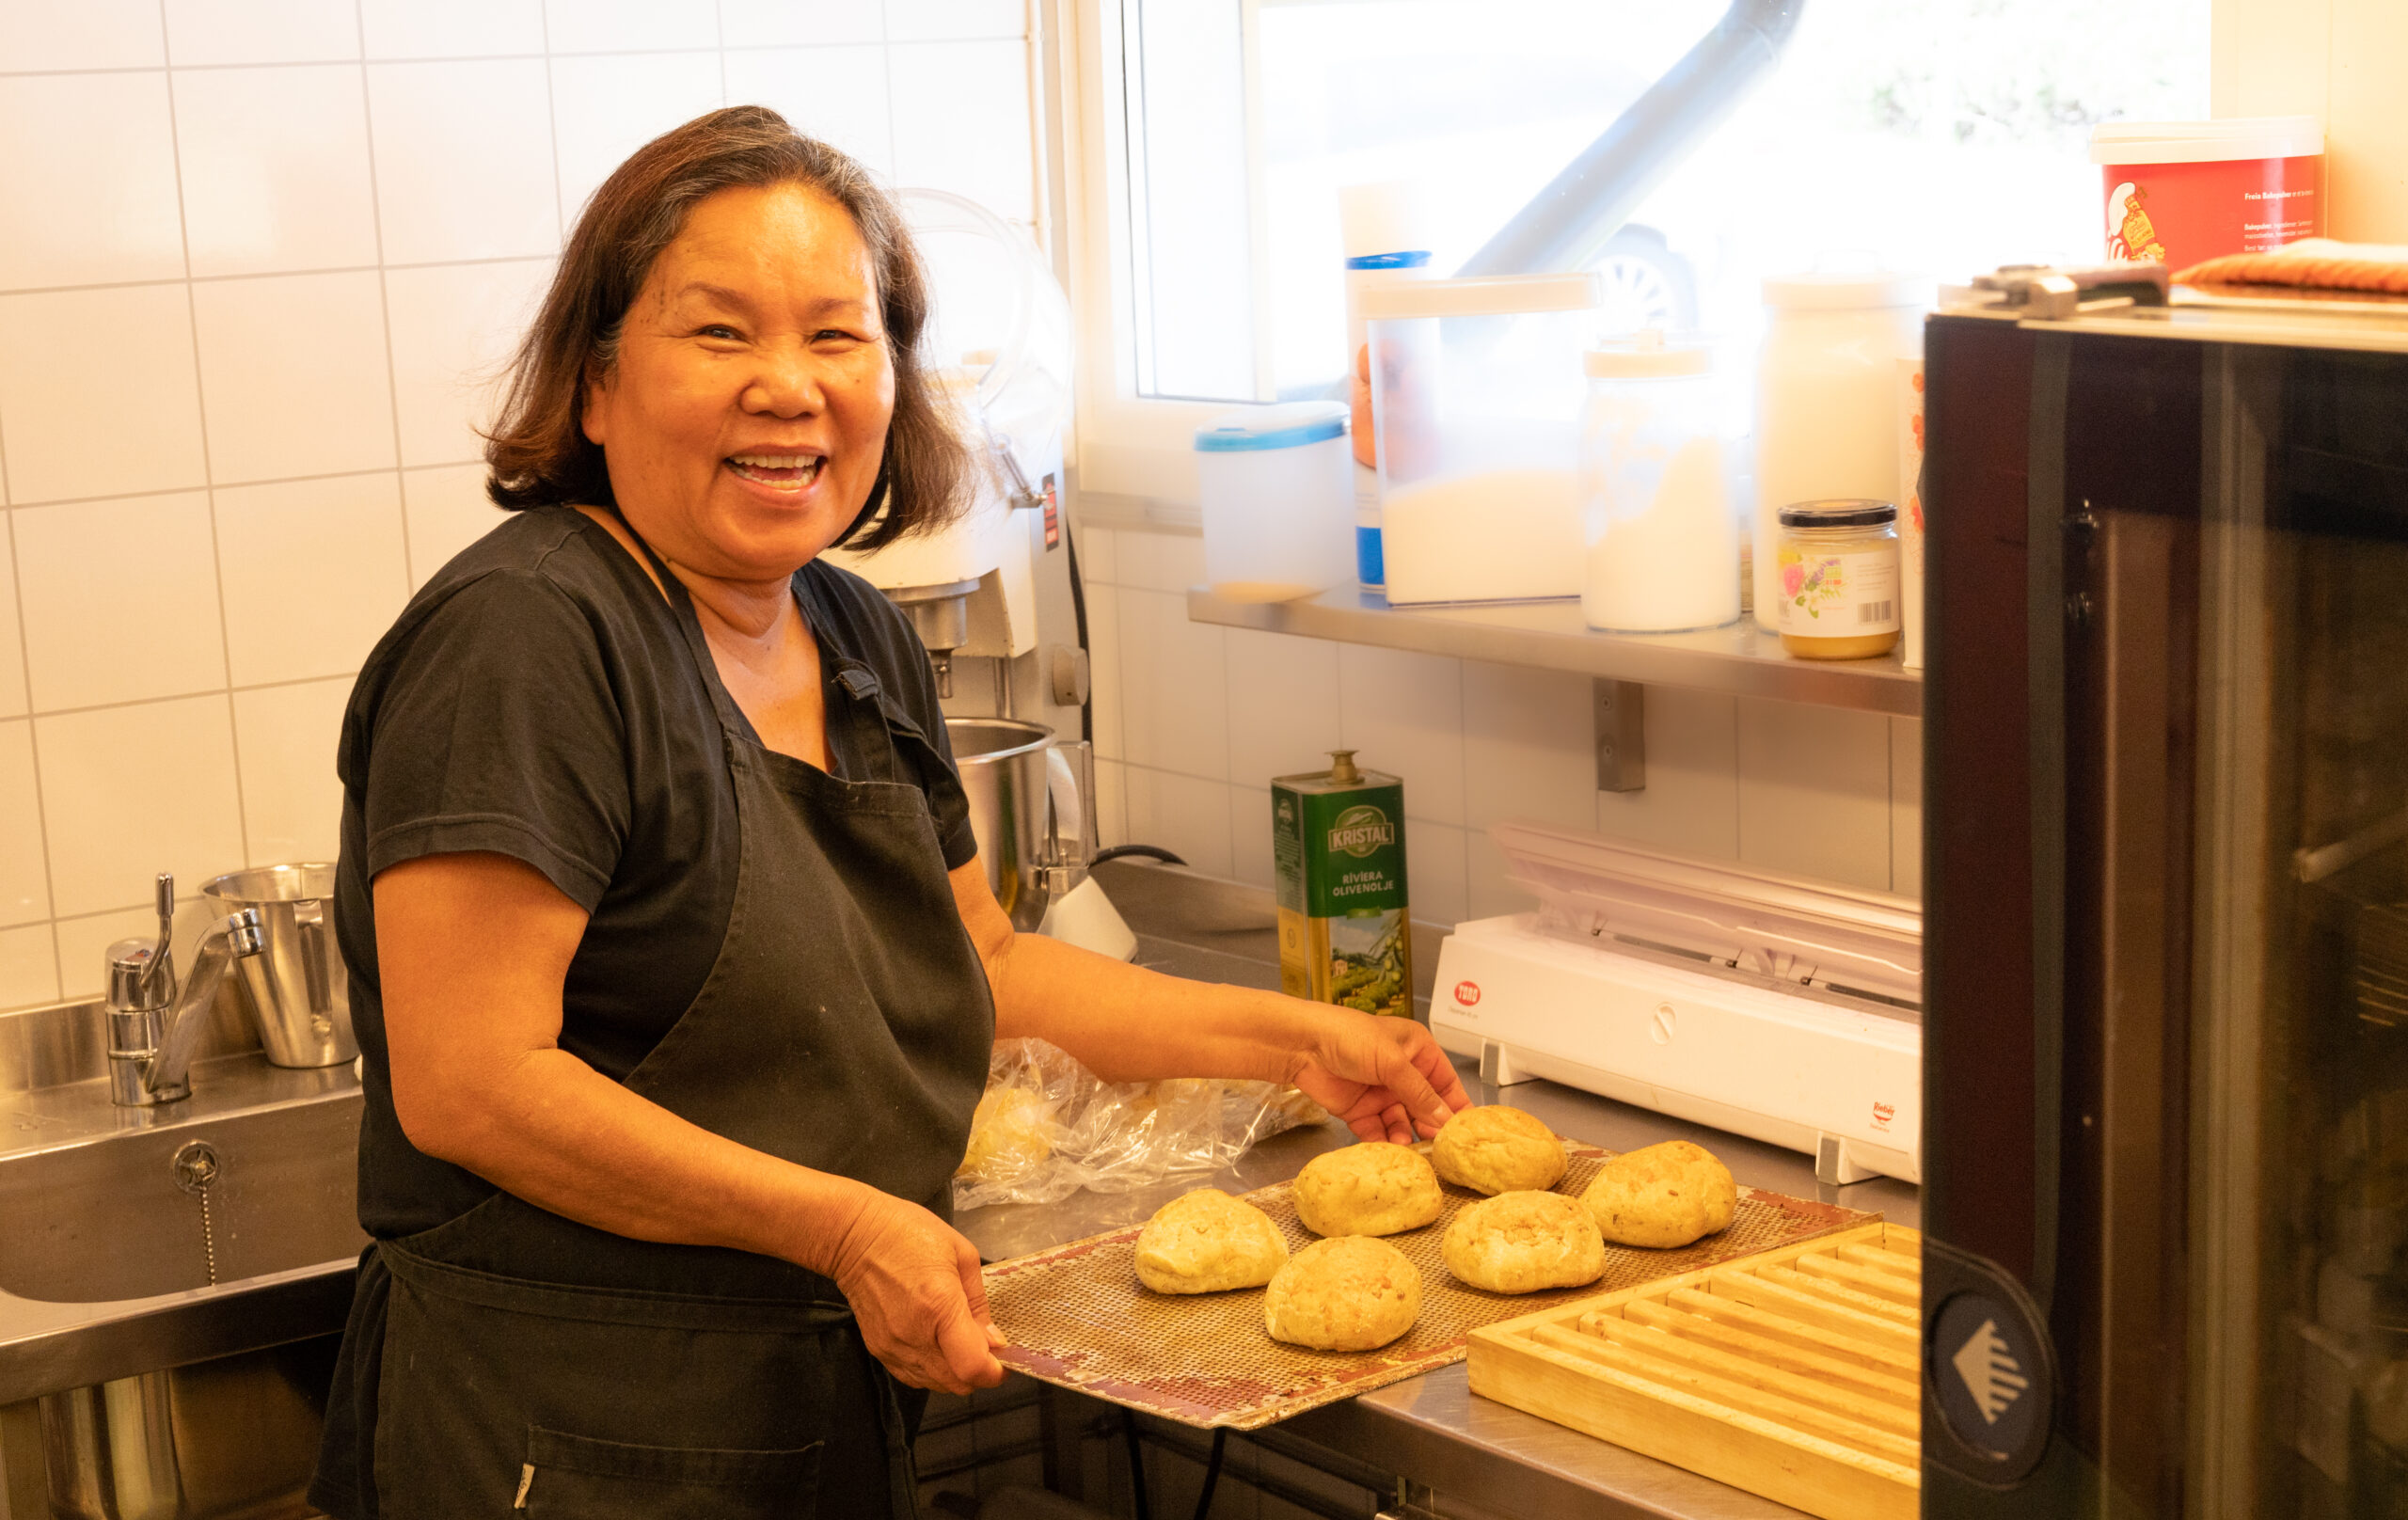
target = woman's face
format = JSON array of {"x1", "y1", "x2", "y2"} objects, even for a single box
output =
[{"x1": 582, "y1": 182, "x2": 895, "y2": 581}]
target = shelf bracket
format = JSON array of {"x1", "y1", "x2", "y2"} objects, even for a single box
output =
[{"x1": 1592, "y1": 679, "x2": 1646, "y2": 792}]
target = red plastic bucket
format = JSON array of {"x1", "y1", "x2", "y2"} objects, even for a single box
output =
[{"x1": 2090, "y1": 117, "x2": 2323, "y2": 267}]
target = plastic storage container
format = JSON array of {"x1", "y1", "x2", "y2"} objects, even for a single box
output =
[
  {"x1": 2091, "y1": 116, "x2": 2323, "y2": 267},
  {"x1": 1196, "y1": 401, "x2": 1354, "y2": 603},
  {"x1": 1579, "y1": 333, "x2": 1737, "y2": 633},
  {"x1": 1751, "y1": 271, "x2": 1924, "y2": 631},
  {"x1": 1363, "y1": 272, "x2": 1601, "y2": 605},
  {"x1": 1339, "y1": 181, "x2": 1435, "y2": 589}
]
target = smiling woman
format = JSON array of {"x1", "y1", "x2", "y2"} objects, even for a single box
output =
[{"x1": 309, "y1": 105, "x2": 1469, "y2": 1520}]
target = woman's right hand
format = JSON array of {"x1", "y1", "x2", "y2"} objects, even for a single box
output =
[{"x1": 827, "y1": 1191, "x2": 1007, "y2": 1396}]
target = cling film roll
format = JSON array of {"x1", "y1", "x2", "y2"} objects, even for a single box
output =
[{"x1": 1273, "y1": 751, "x2": 1412, "y2": 1017}]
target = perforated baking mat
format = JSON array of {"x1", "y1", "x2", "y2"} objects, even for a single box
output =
[{"x1": 983, "y1": 1143, "x2": 1875, "y2": 1430}]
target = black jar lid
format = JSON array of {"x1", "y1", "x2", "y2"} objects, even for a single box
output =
[{"x1": 1779, "y1": 499, "x2": 1896, "y2": 529}]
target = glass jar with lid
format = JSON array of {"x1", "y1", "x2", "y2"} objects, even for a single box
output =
[{"x1": 1775, "y1": 499, "x2": 1900, "y2": 659}]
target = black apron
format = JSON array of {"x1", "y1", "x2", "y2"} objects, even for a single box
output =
[{"x1": 354, "y1": 522, "x2": 992, "y2": 1518}]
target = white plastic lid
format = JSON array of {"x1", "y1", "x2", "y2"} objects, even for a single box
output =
[
  {"x1": 1585, "y1": 328, "x2": 1713, "y2": 377},
  {"x1": 2090, "y1": 115, "x2": 2323, "y2": 165},
  {"x1": 1193, "y1": 400, "x2": 1349, "y2": 453},
  {"x1": 1761, "y1": 270, "x2": 1927, "y2": 311},
  {"x1": 1360, "y1": 271, "x2": 1601, "y2": 321},
  {"x1": 1339, "y1": 180, "x2": 1433, "y2": 261}
]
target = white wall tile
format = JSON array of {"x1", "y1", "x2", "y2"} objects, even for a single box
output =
[
  {"x1": 1084, "y1": 576, "x2": 1123, "y2": 761},
  {"x1": 14, "y1": 493, "x2": 226, "y2": 710},
  {"x1": 1407, "y1": 818, "x2": 1467, "y2": 926},
  {"x1": 216, "y1": 473, "x2": 409, "y2": 685},
  {"x1": 163, "y1": 0, "x2": 359, "y2": 65},
  {"x1": 0, "y1": 285, "x2": 208, "y2": 504},
  {"x1": 366, "y1": 60, "x2": 561, "y2": 264},
  {"x1": 1229, "y1": 784, "x2": 1272, "y2": 890},
  {"x1": 1337, "y1": 644, "x2": 1463, "y2": 826},
  {"x1": 192, "y1": 270, "x2": 397, "y2": 483},
  {"x1": 1734, "y1": 698, "x2": 1893, "y2": 890},
  {"x1": 401, "y1": 464, "x2": 507, "y2": 587},
  {"x1": 542, "y1": 0, "x2": 720, "y2": 55},
  {"x1": 1593, "y1": 687, "x2": 1738, "y2": 860},
  {"x1": 358, "y1": 0, "x2": 547, "y2": 59},
  {"x1": 0, "y1": 0, "x2": 166, "y2": 71},
  {"x1": 1113, "y1": 526, "x2": 1203, "y2": 594},
  {"x1": 721, "y1": 46, "x2": 895, "y2": 178},
  {"x1": 232, "y1": 677, "x2": 350, "y2": 865},
  {"x1": 1091, "y1": 756, "x2": 1126, "y2": 848},
  {"x1": 1462, "y1": 660, "x2": 1593, "y2": 831},
  {"x1": 1124, "y1": 767, "x2": 1232, "y2": 879},
  {"x1": 550, "y1": 53, "x2": 727, "y2": 219},
  {"x1": 0, "y1": 73, "x2": 184, "y2": 291},
  {"x1": 173, "y1": 65, "x2": 380, "y2": 278},
  {"x1": 885, "y1": 1, "x2": 1025, "y2": 41},
  {"x1": 1890, "y1": 716, "x2": 1923, "y2": 898},
  {"x1": 1073, "y1": 522, "x2": 1117, "y2": 585},
  {"x1": 721, "y1": 0, "x2": 886, "y2": 47},
  {"x1": 0, "y1": 522, "x2": 24, "y2": 717},
  {"x1": 888, "y1": 39, "x2": 1034, "y2": 221},
  {"x1": 0, "y1": 720, "x2": 49, "y2": 926},
  {"x1": 1225, "y1": 628, "x2": 1339, "y2": 786},
  {"x1": 385, "y1": 258, "x2": 553, "y2": 467},
  {"x1": 0, "y1": 923, "x2": 59, "y2": 1012},
  {"x1": 1114, "y1": 587, "x2": 1228, "y2": 780},
  {"x1": 37, "y1": 695, "x2": 246, "y2": 918}
]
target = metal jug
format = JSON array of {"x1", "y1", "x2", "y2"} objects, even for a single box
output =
[{"x1": 199, "y1": 864, "x2": 356, "y2": 1069}]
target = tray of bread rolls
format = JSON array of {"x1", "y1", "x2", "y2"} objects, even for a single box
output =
[{"x1": 980, "y1": 1107, "x2": 1876, "y2": 1430}]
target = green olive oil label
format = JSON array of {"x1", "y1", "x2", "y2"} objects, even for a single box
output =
[{"x1": 1274, "y1": 767, "x2": 1411, "y2": 1018}]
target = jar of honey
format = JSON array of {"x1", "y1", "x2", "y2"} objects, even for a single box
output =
[{"x1": 1775, "y1": 500, "x2": 1900, "y2": 659}]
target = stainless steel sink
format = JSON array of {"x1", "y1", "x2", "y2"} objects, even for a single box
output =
[
  {"x1": 0, "y1": 1094, "x2": 364, "y2": 1304},
  {"x1": 0, "y1": 1001, "x2": 370, "y2": 1520}
]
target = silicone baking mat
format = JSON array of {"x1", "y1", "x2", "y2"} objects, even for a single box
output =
[{"x1": 983, "y1": 1143, "x2": 1876, "y2": 1430}]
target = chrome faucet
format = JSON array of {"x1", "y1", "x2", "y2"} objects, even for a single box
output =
[{"x1": 103, "y1": 873, "x2": 266, "y2": 1106}]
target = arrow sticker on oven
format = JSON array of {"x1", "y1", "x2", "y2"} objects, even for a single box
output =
[{"x1": 1951, "y1": 1318, "x2": 2031, "y2": 1425}]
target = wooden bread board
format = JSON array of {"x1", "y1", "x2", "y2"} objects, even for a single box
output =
[{"x1": 1466, "y1": 1220, "x2": 1922, "y2": 1520}]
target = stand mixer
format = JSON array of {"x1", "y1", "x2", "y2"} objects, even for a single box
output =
[{"x1": 827, "y1": 189, "x2": 1132, "y2": 958}]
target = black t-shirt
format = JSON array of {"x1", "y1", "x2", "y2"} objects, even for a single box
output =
[{"x1": 335, "y1": 505, "x2": 977, "y2": 1239}]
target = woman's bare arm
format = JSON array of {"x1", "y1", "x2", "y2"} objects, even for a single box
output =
[
  {"x1": 948, "y1": 863, "x2": 1469, "y2": 1142},
  {"x1": 376, "y1": 850, "x2": 1004, "y2": 1393}
]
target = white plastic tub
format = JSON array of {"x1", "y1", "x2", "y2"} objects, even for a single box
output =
[{"x1": 1196, "y1": 401, "x2": 1354, "y2": 603}]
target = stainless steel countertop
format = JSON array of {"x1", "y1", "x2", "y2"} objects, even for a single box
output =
[{"x1": 958, "y1": 861, "x2": 1918, "y2": 1520}]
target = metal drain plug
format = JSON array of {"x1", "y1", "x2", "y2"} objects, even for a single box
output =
[{"x1": 172, "y1": 1139, "x2": 223, "y2": 1285}]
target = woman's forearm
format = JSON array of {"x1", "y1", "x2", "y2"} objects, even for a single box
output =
[
  {"x1": 986, "y1": 927, "x2": 1337, "y2": 1085},
  {"x1": 407, "y1": 1046, "x2": 879, "y2": 1275}
]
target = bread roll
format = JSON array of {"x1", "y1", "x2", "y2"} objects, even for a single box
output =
[
  {"x1": 1431, "y1": 1105, "x2": 1567, "y2": 1196},
  {"x1": 1292, "y1": 1143, "x2": 1443, "y2": 1238},
  {"x1": 1262, "y1": 1237, "x2": 1420, "y2": 1351},
  {"x1": 1441, "y1": 1190, "x2": 1607, "y2": 1293},
  {"x1": 956, "y1": 1087, "x2": 1053, "y2": 1182},
  {"x1": 1133, "y1": 1188, "x2": 1291, "y2": 1293},
  {"x1": 1579, "y1": 1140, "x2": 1736, "y2": 1248}
]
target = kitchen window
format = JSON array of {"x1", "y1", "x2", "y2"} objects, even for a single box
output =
[{"x1": 1057, "y1": 0, "x2": 2211, "y2": 502}]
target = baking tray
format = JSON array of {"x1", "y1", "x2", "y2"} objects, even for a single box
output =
[{"x1": 982, "y1": 1143, "x2": 1875, "y2": 1429}]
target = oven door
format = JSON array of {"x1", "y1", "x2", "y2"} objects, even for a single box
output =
[{"x1": 1925, "y1": 313, "x2": 2408, "y2": 1518}]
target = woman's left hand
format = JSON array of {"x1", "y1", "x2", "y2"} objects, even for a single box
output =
[{"x1": 1287, "y1": 1010, "x2": 1473, "y2": 1143}]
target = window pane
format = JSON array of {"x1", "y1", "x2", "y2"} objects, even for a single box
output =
[{"x1": 1121, "y1": 0, "x2": 2211, "y2": 403}]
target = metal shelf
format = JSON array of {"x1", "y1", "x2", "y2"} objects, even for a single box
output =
[{"x1": 1185, "y1": 586, "x2": 1922, "y2": 718}]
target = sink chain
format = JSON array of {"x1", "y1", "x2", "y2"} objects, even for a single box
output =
[{"x1": 173, "y1": 1140, "x2": 222, "y2": 1287}]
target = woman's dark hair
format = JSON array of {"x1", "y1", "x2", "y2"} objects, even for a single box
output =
[{"x1": 483, "y1": 106, "x2": 968, "y2": 550}]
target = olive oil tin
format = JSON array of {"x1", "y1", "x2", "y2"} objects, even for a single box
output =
[{"x1": 1273, "y1": 751, "x2": 1412, "y2": 1017}]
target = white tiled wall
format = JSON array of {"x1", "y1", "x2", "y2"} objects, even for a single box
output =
[
  {"x1": 1079, "y1": 524, "x2": 1923, "y2": 923},
  {"x1": 0, "y1": 0, "x2": 1039, "y2": 1011}
]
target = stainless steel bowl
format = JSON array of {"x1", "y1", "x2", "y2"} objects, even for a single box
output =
[{"x1": 947, "y1": 718, "x2": 1055, "y2": 932}]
